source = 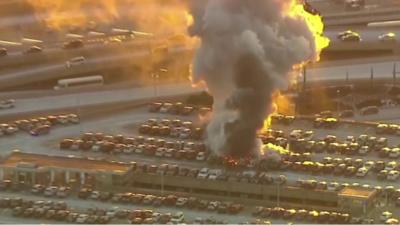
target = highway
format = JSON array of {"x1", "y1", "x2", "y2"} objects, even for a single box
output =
[
  {"x1": 324, "y1": 27, "x2": 400, "y2": 42},
  {"x1": 0, "y1": 42, "x2": 192, "y2": 89},
  {"x1": 0, "y1": 82, "x2": 202, "y2": 119},
  {"x1": 310, "y1": 0, "x2": 400, "y2": 15},
  {"x1": 303, "y1": 60, "x2": 400, "y2": 82}
]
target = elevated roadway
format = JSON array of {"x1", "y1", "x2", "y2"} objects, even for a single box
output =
[{"x1": 0, "y1": 82, "x2": 202, "y2": 121}]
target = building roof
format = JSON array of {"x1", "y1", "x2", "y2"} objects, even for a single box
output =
[
  {"x1": 339, "y1": 187, "x2": 376, "y2": 199},
  {"x1": 0, "y1": 151, "x2": 131, "y2": 174}
]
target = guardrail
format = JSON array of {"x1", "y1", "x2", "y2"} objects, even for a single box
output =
[{"x1": 324, "y1": 8, "x2": 400, "y2": 26}]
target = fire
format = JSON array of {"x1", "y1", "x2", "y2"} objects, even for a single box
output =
[
  {"x1": 287, "y1": 0, "x2": 330, "y2": 60},
  {"x1": 185, "y1": 10, "x2": 194, "y2": 27},
  {"x1": 26, "y1": 0, "x2": 192, "y2": 37},
  {"x1": 260, "y1": 0, "x2": 330, "y2": 156},
  {"x1": 261, "y1": 143, "x2": 290, "y2": 156}
]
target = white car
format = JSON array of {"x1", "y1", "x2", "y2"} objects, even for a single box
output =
[
  {"x1": 67, "y1": 114, "x2": 80, "y2": 124},
  {"x1": 123, "y1": 145, "x2": 134, "y2": 154},
  {"x1": 56, "y1": 187, "x2": 70, "y2": 198},
  {"x1": 135, "y1": 145, "x2": 145, "y2": 154},
  {"x1": 155, "y1": 148, "x2": 165, "y2": 157},
  {"x1": 66, "y1": 56, "x2": 85, "y2": 68},
  {"x1": 92, "y1": 141, "x2": 103, "y2": 152},
  {"x1": 159, "y1": 103, "x2": 173, "y2": 113},
  {"x1": 208, "y1": 169, "x2": 222, "y2": 180},
  {"x1": 0, "y1": 99, "x2": 15, "y2": 109},
  {"x1": 175, "y1": 197, "x2": 188, "y2": 207},
  {"x1": 44, "y1": 186, "x2": 58, "y2": 197},
  {"x1": 327, "y1": 182, "x2": 340, "y2": 191},
  {"x1": 197, "y1": 168, "x2": 209, "y2": 179},
  {"x1": 152, "y1": 212, "x2": 162, "y2": 221},
  {"x1": 356, "y1": 167, "x2": 369, "y2": 177},
  {"x1": 358, "y1": 146, "x2": 369, "y2": 155},
  {"x1": 345, "y1": 136, "x2": 355, "y2": 144},
  {"x1": 57, "y1": 115, "x2": 69, "y2": 125},
  {"x1": 381, "y1": 211, "x2": 393, "y2": 222},
  {"x1": 196, "y1": 152, "x2": 206, "y2": 161},
  {"x1": 5, "y1": 126, "x2": 18, "y2": 135},
  {"x1": 379, "y1": 32, "x2": 396, "y2": 42},
  {"x1": 171, "y1": 211, "x2": 184, "y2": 224},
  {"x1": 385, "y1": 161, "x2": 397, "y2": 171},
  {"x1": 389, "y1": 148, "x2": 400, "y2": 159},
  {"x1": 170, "y1": 127, "x2": 182, "y2": 138},
  {"x1": 387, "y1": 170, "x2": 400, "y2": 181},
  {"x1": 180, "y1": 128, "x2": 192, "y2": 139},
  {"x1": 207, "y1": 201, "x2": 220, "y2": 210},
  {"x1": 76, "y1": 214, "x2": 89, "y2": 224},
  {"x1": 289, "y1": 129, "x2": 303, "y2": 140},
  {"x1": 89, "y1": 191, "x2": 100, "y2": 199}
]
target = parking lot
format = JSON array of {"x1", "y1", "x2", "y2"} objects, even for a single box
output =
[{"x1": 0, "y1": 101, "x2": 400, "y2": 223}]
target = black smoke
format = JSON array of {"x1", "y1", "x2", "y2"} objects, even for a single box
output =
[{"x1": 188, "y1": 0, "x2": 322, "y2": 157}]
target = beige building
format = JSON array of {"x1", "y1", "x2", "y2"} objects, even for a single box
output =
[
  {"x1": 338, "y1": 187, "x2": 378, "y2": 216},
  {"x1": 0, "y1": 151, "x2": 131, "y2": 188}
]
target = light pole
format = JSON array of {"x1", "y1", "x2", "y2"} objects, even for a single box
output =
[
  {"x1": 152, "y1": 68, "x2": 168, "y2": 99},
  {"x1": 370, "y1": 67, "x2": 374, "y2": 88},
  {"x1": 161, "y1": 172, "x2": 164, "y2": 196},
  {"x1": 152, "y1": 73, "x2": 159, "y2": 98},
  {"x1": 337, "y1": 90, "x2": 340, "y2": 113},
  {"x1": 302, "y1": 66, "x2": 307, "y2": 91},
  {"x1": 276, "y1": 182, "x2": 281, "y2": 207}
]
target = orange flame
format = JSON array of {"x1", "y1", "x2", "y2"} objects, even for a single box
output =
[
  {"x1": 287, "y1": 0, "x2": 330, "y2": 61},
  {"x1": 26, "y1": 0, "x2": 192, "y2": 37},
  {"x1": 260, "y1": 0, "x2": 330, "y2": 154}
]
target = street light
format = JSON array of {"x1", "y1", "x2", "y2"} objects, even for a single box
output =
[
  {"x1": 337, "y1": 89, "x2": 341, "y2": 113},
  {"x1": 151, "y1": 73, "x2": 159, "y2": 98},
  {"x1": 151, "y1": 68, "x2": 168, "y2": 98}
]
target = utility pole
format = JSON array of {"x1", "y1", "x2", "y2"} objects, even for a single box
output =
[
  {"x1": 277, "y1": 182, "x2": 281, "y2": 207},
  {"x1": 394, "y1": 63, "x2": 397, "y2": 85},
  {"x1": 370, "y1": 67, "x2": 374, "y2": 88},
  {"x1": 302, "y1": 66, "x2": 307, "y2": 91},
  {"x1": 337, "y1": 90, "x2": 341, "y2": 113},
  {"x1": 346, "y1": 69, "x2": 349, "y2": 82}
]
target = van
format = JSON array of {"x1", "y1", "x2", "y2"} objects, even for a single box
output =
[{"x1": 66, "y1": 56, "x2": 85, "y2": 68}]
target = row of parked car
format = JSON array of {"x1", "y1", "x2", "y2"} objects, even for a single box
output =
[
  {"x1": 139, "y1": 118, "x2": 204, "y2": 140},
  {"x1": 78, "y1": 188, "x2": 244, "y2": 215},
  {"x1": 149, "y1": 102, "x2": 211, "y2": 117},
  {"x1": 60, "y1": 132, "x2": 209, "y2": 161},
  {"x1": 376, "y1": 123, "x2": 400, "y2": 136},
  {"x1": 0, "y1": 113, "x2": 79, "y2": 137},
  {"x1": 252, "y1": 206, "x2": 352, "y2": 224},
  {"x1": 263, "y1": 127, "x2": 392, "y2": 158},
  {"x1": 0, "y1": 196, "x2": 112, "y2": 224}
]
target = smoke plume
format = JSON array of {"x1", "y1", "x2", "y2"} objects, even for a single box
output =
[{"x1": 188, "y1": 0, "x2": 328, "y2": 158}]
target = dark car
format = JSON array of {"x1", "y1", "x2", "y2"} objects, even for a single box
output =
[
  {"x1": 24, "y1": 46, "x2": 43, "y2": 54},
  {"x1": 0, "y1": 180, "x2": 12, "y2": 190},
  {"x1": 30, "y1": 125, "x2": 50, "y2": 136},
  {"x1": 63, "y1": 39, "x2": 84, "y2": 49},
  {"x1": 149, "y1": 102, "x2": 163, "y2": 112},
  {"x1": 78, "y1": 188, "x2": 92, "y2": 199},
  {"x1": 339, "y1": 110, "x2": 354, "y2": 118},
  {"x1": 59, "y1": 139, "x2": 74, "y2": 149},
  {"x1": 0, "y1": 48, "x2": 7, "y2": 57}
]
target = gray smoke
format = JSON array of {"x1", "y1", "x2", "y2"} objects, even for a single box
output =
[{"x1": 188, "y1": 0, "x2": 320, "y2": 158}]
